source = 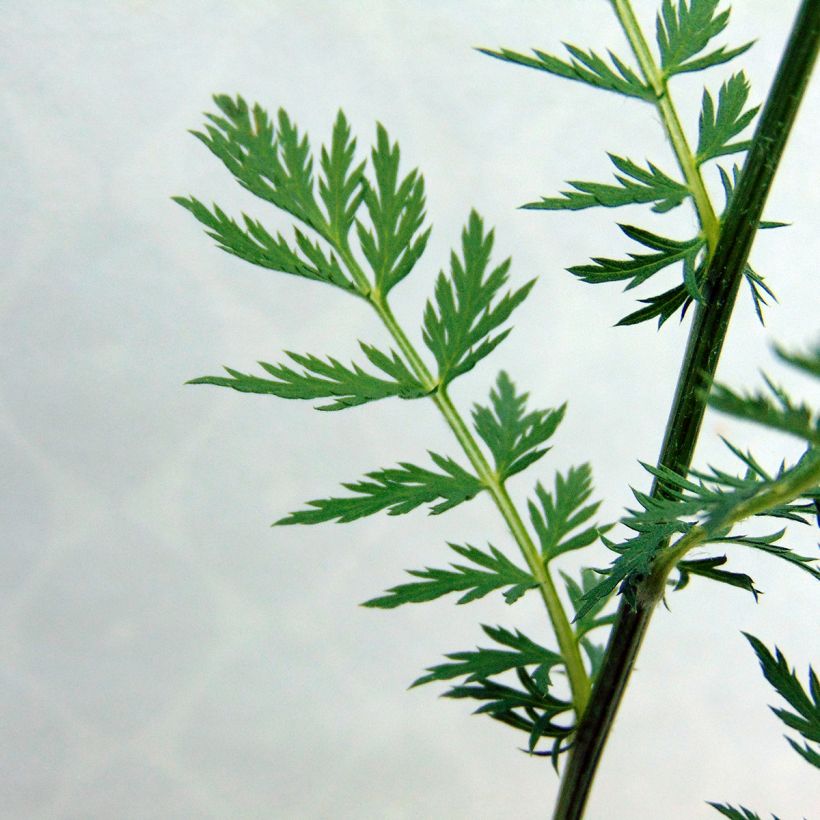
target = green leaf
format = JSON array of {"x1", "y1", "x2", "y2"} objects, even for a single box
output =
[
  {"x1": 708, "y1": 375, "x2": 819, "y2": 445},
  {"x1": 412, "y1": 624, "x2": 563, "y2": 692},
  {"x1": 615, "y1": 282, "x2": 696, "y2": 328},
  {"x1": 526, "y1": 154, "x2": 689, "y2": 213},
  {"x1": 745, "y1": 634, "x2": 820, "y2": 769},
  {"x1": 568, "y1": 224, "x2": 704, "y2": 291},
  {"x1": 707, "y1": 805, "x2": 768, "y2": 820},
  {"x1": 192, "y1": 95, "x2": 325, "y2": 232},
  {"x1": 172, "y1": 196, "x2": 358, "y2": 292},
  {"x1": 422, "y1": 211, "x2": 535, "y2": 385},
  {"x1": 443, "y1": 667, "x2": 572, "y2": 751},
  {"x1": 774, "y1": 342, "x2": 820, "y2": 379},
  {"x1": 355, "y1": 124, "x2": 431, "y2": 296},
  {"x1": 528, "y1": 465, "x2": 606, "y2": 561},
  {"x1": 696, "y1": 73, "x2": 759, "y2": 164},
  {"x1": 319, "y1": 110, "x2": 366, "y2": 241},
  {"x1": 574, "y1": 521, "x2": 683, "y2": 619},
  {"x1": 276, "y1": 452, "x2": 483, "y2": 525},
  {"x1": 713, "y1": 531, "x2": 820, "y2": 582},
  {"x1": 363, "y1": 542, "x2": 537, "y2": 609},
  {"x1": 633, "y1": 450, "x2": 820, "y2": 534},
  {"x1": 472, "y1": 371, "x2": 565, "y2": 480},
  {"x1": 188, "y1": 343, "x2": 427, "y2": 411},
  {"x1": 561, "y1": 568, "x2": 618, "y2": 648},
  {"x1": 674, "y1": 555, "x2": 760, "y2": 599},
  {"x1": 478, "y1": 43, "x2": 653, "y2": 101},
  {"x1": 655, "y1": 0, "x2": 753, "y2": 78}
]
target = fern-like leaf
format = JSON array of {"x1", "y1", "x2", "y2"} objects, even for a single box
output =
[
  {"x1": 696, "y1": 72, "x2": 759, "y2": 164},
  {"x1": 422, "y1": 211, "x2": 535, "y2": 385},
  {"x1": 356, "y1": 124, "x2": 431, "y2": 296},
  {"x1": 478, "y1": 43, "x2": 653, "y2": 100},
  {"x1": 472, "y1": 371, "x2": 565, "y2": 480},
  {"x1": 363, "y1": 542, "x2": 537, "y2": 609},
  {"x1": 276, "y1": 452, "x2": 483, "y2": 525},
  {"x1": 528, "y1": 465, "x2": 607, "y2": 562},
  {"x1": 526, "y1": 153, "x2": 689, "y2": 213},
  {"x1": 745, "y1": 634, "x2": 820, "y2": 769},
  {"x1": 656, "y1": 0, "x2": 753, "y2": 77},
  {"x1": 188, "y1": 343, "x2": 427, "y2": 411}
]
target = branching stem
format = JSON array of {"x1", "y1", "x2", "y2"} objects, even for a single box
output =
[
  {"x1": 610, "y1": 0, "x2": 721, "y2": 252},
  {"x1": 337, "y1": 240, "x2": 592, "y2": 715},
  {"x1": 555, "y1": 2, "x2": 820, "y2": 817}
]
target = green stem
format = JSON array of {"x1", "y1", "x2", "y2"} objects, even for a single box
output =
[
  {"x1": 554, "y1": 2, "x2": 820, "y2": 818},
  {"x1": 336, "y1": 241, "x2": 592, "y2": 714},
  {"x1": 610, "y1": 0, "x2": 720, "y2": 252},
  {"x1": 435, "y1": 386, "x2": 592, "y2": 714}
]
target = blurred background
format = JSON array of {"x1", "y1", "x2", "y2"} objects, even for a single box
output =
[{"x1": 1, "y1": 1, "x2": 818, "y2": 817}]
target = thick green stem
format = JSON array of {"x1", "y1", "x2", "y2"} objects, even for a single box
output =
[
  {"x1": 610, "y1": 0, "x2": 720, "y2": 252},
  {"x1": 554, "y1": 2, "x2": 820, "y2": 818},
  {"x1": 337, "y1": 245, "x2": 591, "y2": 714}
]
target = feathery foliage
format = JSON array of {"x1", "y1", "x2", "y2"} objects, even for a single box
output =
[
  {"x1": 356, "y1": 124, "x2": 431, "y2": 296},
  {"x1": 478, "y1": 43, "x2": 653, "y2": 101},
  {"x1": 525, "y1": 154, "x2": 689, "y2": 213},
  {"x1": 188, "y1": 344, "x2": 427, "y2": 410},
  {"x1": 178, "y1": 0, "x2": 817, "y2": 813},
  {"x1": 363, "y1": 542, "x2": 537, "y2": 608},
  {"x1": 413, "y1": 625, "x2": 563, "y2": 691},
  {"x1": 422, "y1": 212, "x2": 535, "y2": 385},
  {"x1": 276, "y1": 452, "x2": 483, "y2": 524},
  {"x1": 696, "y1": 73, "x2": 759, "y2": 164},
  {"x1": 655, "y1": 0, "x2": 753, "y2": 77},
  {"x1": 745, "y1": 634, "x2": 820, "y2": 768},
  {"x1": 528, "y1": 465, "x2": 607, "y2": 562},
  {"x1": 472, "y1": 371, "x2": 565, "y2": 480}
]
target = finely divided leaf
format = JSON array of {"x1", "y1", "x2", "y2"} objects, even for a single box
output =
[
  {"x1": 192, "y1": 95, "x2": 325, "y2": 233},
  {"x1": 528, "y1": 465, "x2": 606, "y2": 561},
  {"x1": 696, "y1": 73, "x2": 758, "y2": 164},
  {"x1": 356, "y1": 124, "x2": 431, "y2": 295},
  {"x1": 674, "y1": 555, "x2": 759, "y2": 599},
  {"x1": 708, "y1": 376, "x2": 819, "y2": 445},
  {"x1": 745, "y1": 634, "x2": 820, "y2": 768},
  {"x1": 188, "y1": 343, "x2": 427, "y2": 411},
  {"x1": 319, "y1": 110, "x2": 366, "y2": 241},
  {"x1": 276, "y1": 452, "x2": 483, "y2": 525},
  {"x1": 568, "y1": 224, "x2": 704, "y2": 292},
  {"x1": 478, "y1": 44, "x2": 653, "y2": 101},
  {"x1": 363, "y1": 542, "x2": 537, "y2": 608},
  {"x1": 574, "y1": 521, "x2": 683, "y2": 619},
  {"x1": 775, "y1": 342, "x2": 820, "y2": 378},
  {"x1": 526, "y1": 154, "x2": 689, "y2": 213},
  {"x1": 713, "y1": 531, "x2": 820, "y2": 582},
  {"x1": 172, "y1": 196, "x2": 357, "y2": 292},
  {"x1": 422, "y1": 211, "x2": 535, "y2": 385},
  {"x1": 472, "y1": 371, "x2": 565, "y2": 480},
  {"x1": 656, "y1": 0, "x2": 753, "y2": 77},
  {"x1": 412, "y1": 624, "x2": 563, "y2": 692}
]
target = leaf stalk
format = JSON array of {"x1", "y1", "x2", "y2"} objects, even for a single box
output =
[
  {"x1": 610, "y1": 0, "x2": 721, "y2": 252},
  {"x1": 339, "y1": 226, "x2": 593, "y2": 715}
]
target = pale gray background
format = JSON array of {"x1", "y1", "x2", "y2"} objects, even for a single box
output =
[{"x1": 1, "y1": 1, "x2": 818, "y2": 818}]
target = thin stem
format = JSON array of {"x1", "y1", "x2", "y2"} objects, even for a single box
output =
[
  {"x1": 337, "y1": 241, "x2": 592, "y2": 714},
  {"x1": 610, "y1": 0, "x2": 720, "y2": 252},
  {"x1": 435, "y1": 386, "x2": 592, "y2": 714},
  {"x1": 555, "y1": 2, "x2": 820, "y2": 817}
]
